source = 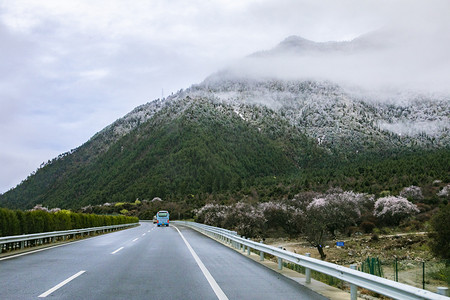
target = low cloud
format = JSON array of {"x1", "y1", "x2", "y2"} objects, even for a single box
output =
[{"x1": 225, "y1": 25, "x2": 450, "y2": 98}]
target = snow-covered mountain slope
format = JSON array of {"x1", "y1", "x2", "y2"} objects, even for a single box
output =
[
  {"x1": 191, "y1": 77, "x2": 448, "y2": 151},
  {"x1": 93, "y1": 73, "x2": 448, "y2": 160},
  {"x1": 88, "y1": 31, "x2": 449, "y2": 156}
]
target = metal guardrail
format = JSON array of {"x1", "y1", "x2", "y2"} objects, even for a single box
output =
[
  {"x1": 173, "y1": 221, "x2": 449, "y2": 300},
  {"x1": 0, "y1": 223, "x2": 139, "y2": 254}
]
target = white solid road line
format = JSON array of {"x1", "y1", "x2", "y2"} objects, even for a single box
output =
[
  {"x1": 38, "y1": 270, "x2": 86, "y2": 298},
  {"x1": 111, "y1": 247, "x2": 124, "y2": 254},
  {"x1": 173, "y1": 226, "x2": 228, "y2": 300}
]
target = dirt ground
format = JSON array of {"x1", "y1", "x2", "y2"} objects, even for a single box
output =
[{"x1": 265, "y1": 232, "x2": 448, "y2": 293}]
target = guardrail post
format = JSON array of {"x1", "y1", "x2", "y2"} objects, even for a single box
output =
[
  {"x1": 0, "y1": 244, "x2": 2, "y2": 253},
  {"x1": 350, "y1": 264, "x2": 357, "y2": 300},
  {"x1": 260, "y1": 241, "x2": 264, "y2": 261},
  {"x1": 278, "y1": 247, "x2": 283, "y2": 270},
  {"x1": 305, "y1": 253, "x2": 311, "y2": 283},
  {"x1": 242, "y1": 237, "x2": 246, "y2": 252},
  {"x1": 437, "y1": 287, "x2": 448, "y2": 296}
]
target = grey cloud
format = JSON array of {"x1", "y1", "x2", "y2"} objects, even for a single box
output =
[{"x1": 224, "y1": 23, "x2": 450, "y2": 97}]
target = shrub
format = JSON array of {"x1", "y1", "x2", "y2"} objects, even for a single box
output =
[
  {"x1": 429, "y1": 264, "x2": 450, "y2": 285},
  {"x1": 360, "y1": 221, "x2": 376, "y2": 233},
  {"x1": 0, "y1": 207, "x2": 138, "y2": 237},
  {"x1": 429, "y1": 205, "x2": 450, "y2": 259},
  {"x1": 416, "y1": 203, "x2": 431, "y2": 213},
  {"x1": 379, "y1": 190, "x2": 391, "y2": 197}
]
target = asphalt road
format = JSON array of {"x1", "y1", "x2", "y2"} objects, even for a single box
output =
[{"x1": 0, "y1": 222, "x2": 327, "y2": 299}]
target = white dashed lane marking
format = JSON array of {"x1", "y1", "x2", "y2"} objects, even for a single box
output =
[{"x1": 38, "y1": 270, "x2": 86, "y2": 298}]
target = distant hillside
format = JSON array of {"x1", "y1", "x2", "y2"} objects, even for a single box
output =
[
  {"x1": 1, "y1": 35, "x2": 449, "y2": 210},
  {"x1": 0, "y1": 96, "x2": 326, "y2": 209}
]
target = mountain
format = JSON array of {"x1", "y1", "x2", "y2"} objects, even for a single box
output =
[
  {"x1": 1, "y1": 35, "x2": 449, "y2": 210},
  {"x1": 251, "y1": 35, "x2": 354, "y2": 56},
  {"x1": 251, "y1": 32, "x2": 388, "y2": 57}
]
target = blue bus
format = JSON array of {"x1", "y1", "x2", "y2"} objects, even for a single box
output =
[{"x1": 156, "y1": 210, "x2": 169, "y2": 226}]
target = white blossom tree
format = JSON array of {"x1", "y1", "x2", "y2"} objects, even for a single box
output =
[
  {"x1": 194, "y1": 203, "x2": 229, "y2": 227},
  {"x1": 303, "y1": 191, "x2": 374, "y2": 259},
  {"x1": 399, "y1": 186, "x2": 424, "y2": 201},
  {"x1": 437, "y1": 184, "x2": 450, "y2": 197},
  {"x1": 227, "y1": 202, "x2": 265, "y2": 238},
  {"x1": 258, "y1": 201, "x2": 303, "y2": 236},
  {"x1": 195, "y1": 202, "x2": 265, "y2": 237},
  {"x1": 373, "y1": 196, "x2": 419, "y2": 226}
]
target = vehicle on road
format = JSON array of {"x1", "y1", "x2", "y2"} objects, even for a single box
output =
[
  {"x1": 153, "y1": 216, "x2": 157, "y2": 223},
  {"x1": 156, "y1": 210, "x2": 169, "y2": 226}
]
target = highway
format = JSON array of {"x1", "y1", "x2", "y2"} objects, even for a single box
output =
[{"x1": 0, "y1": 222, "x2": 327, "y2": 299}]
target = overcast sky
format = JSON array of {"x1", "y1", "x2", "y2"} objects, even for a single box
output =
[{"x1": 1, "y1": 0, "x2": 449, "y2": 193}]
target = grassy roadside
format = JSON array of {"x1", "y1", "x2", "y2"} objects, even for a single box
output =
[{"x1": 266, "y1": 231, "x2": 449, "y2": 293}]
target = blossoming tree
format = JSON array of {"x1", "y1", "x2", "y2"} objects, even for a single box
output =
[{"x1": 373, "y1": 196, "x2": 419, "y2": 226}]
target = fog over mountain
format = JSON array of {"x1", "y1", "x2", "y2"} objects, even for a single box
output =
[{"x1": 226, "y1": 28, "x2": 450, "y2": 99}]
